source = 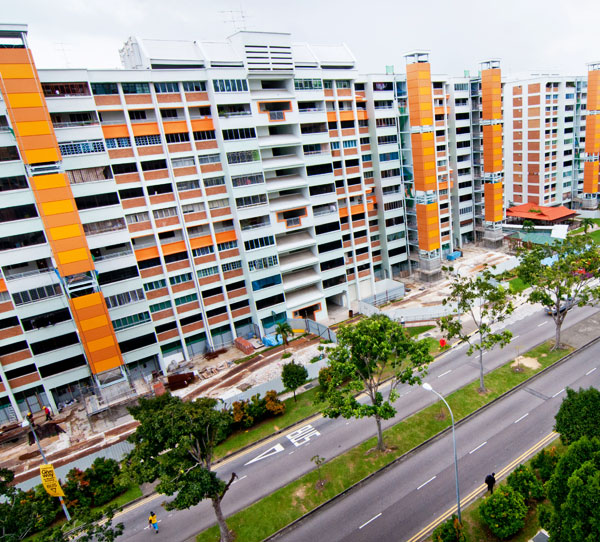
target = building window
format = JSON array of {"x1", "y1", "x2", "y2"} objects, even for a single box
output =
[
  {"x1": 212, "y1": 79, "x2": 248, "y2": 93},
  {"x1": 59, "y1": 140, "x2": 105, "y2": 156},
  {"x1": 122, "y1": 82, "x2": 150, "y2": 94},
  {"x1": 193, "y1": 130, "x2": 216, "y2": 141},
  {"x1": 154, "y1": 82, "x2": 179, "y2": 93},
  {"x1": 166, "y1": 132, "x2": 190, "y2": 143},
  {"x1": 231, "y1": 173, "x2": 264, "y2": 188},
  {"x1": 83, "y1": 218, "x2": 126, "y2": 235},
  {"x1": 236, "y1": 194, "x2": 267, "y2": 209},
  {"x1": 343, "y1": 140, "x2": 357, "y2": 149},
  {"x1": 91, "y1": 83, "x2": 118, "y2": 95},
  {"x1": 244, "y1": 236, "x2": 275, "y2": 251},
  {"x1": 105, "y1": 137, "x2": 132, "y2": 149},
  {"x1": 208, "y1": 198, "x2": 229, "y2": 209},
  {"x1": 183, "y1": 81, "x2": 207, "y2": 92},
  {"x1": 218, "y1": 241, "x2": 237, "y2": 251},
  {"x1": 379, "y1": 152, "x2": 399, "y2": 162},
  {"x1": 172, "y1": 157, "x2": 195, "y2": 168},
  {"x1": 153, "y1": 207, "x2": 177, "y2": 219},
  {"x1": 43, "y1": 82, "x2": 91, "y2": 97},
  {"x1": 149, "y1": 300, "x2": 172, "y2": 313},
  {"x1": 12, "y1": 284, "x2": 62, "y2": 306},
  {"x1": 0, "y1": 175, "x2": 28, "y2": 192},
  {"x1": 105, "y1": 289, "x2": 145, "y2": 309},
  {"x1": 331, "y1": 141, "x2": 340, "y2": 150},
  {"x1": 227, "y1": 150, "x2": 260, "y2": 164},
  {"x1": 135, "y1": 135, "x2": 162, "y2": 146},
  {"x1": 143, "y1": 279, "x2": 166, "y2": 291},
  {"x1": 203, "y1": 176, "x2": 225, "y2": 187},
  {"x1": 192, "y1": 246, "x2": 215, "y2": 257},
  {"x1": 251, "y1": 274, "x2": 282, "y2": 291},
  {"x1": 198, "y1": 265, "x2": 219, "y2": 278},
  {"x1": 112, "y1": 311, "x2": 151, "y2": 331},
  {"x1": 222, "y1": 261, "x2": 242, "y2": 272},
  {"x1": 294, "y1": 79, "x2": 323, "y2": 90},
  {"x1": 75, "y1": 192, "x2": 119, "y2": 210},
  {"x1": 175, "y1": 293, "x2": 198, "y2": 306},
  {"x1": 222, "y1": 128, "x2": 256, "y2": 140},
  {"x1": 197, "y1": 153, "x2": 221, "y2": 164}
]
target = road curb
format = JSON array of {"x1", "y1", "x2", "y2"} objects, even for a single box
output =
[{"x1": 263, "y1": 332, "x2": 600, "y2": 541}]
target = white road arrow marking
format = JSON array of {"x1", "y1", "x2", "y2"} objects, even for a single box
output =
[{"x1": 244, "y1": 443, "x2": 285, "y2": 465}]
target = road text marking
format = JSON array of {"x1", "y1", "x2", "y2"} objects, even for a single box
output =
[
  {"x1": 287, "y1": 424, "x2": 321, "y2": 447},
  {"x1": 552, "y1": 388, "x2": 565, "y2": 398},
  {"x1": 514, "y1": 413, "x2": 529, "y2": 424},
  {"x1": 417, "y1": 476, "x2": 436, "y2": 490},
  {"x1": 587, "y1": 367, "x2": 597, "y2": 376},
  {"x1": 359, "y1": 513, "x2": 382, "y2": 529},
  {"x1": 469, "y1": 441, "x2": 487, "y2": 454},
  {"x1": 437, "y1": 370, "x2": 452, "y2": 379}
]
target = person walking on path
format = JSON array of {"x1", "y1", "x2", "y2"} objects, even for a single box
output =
[
  {"x1": 148, "y1": 511, "x2": 159, "y2": 534},
  {"x1": 44, "y1": 406, "x2": 52, "y2": 421},
  {"x1": 485, "y1": 472, "x2": 496, "y2": 494}
]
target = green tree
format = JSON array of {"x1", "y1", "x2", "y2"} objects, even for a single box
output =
[
  {"x1": 431, "y1": 514, "x2": 466, "y2": 542},
  {"x1": 549, "y1": 459, "x2": 600, "y2": 542},
  {"x1": 517, "y1": 235, "x2": 600, "y2": 350},
  {"x1": 555, "y1": 387, "x2": 600, "y2": 445},
  {"x1": 39, "y1": 506, "x2": 124, "y2": 542},
  {"x1": 318, "y1": 314, "x2": 432, "y2": 452},
  {"x1": 478, "y1": 485, "x2": 527, "y2": 539},
  {"x1": 275, "y1": 321, "x2": 293, "y2": 349},
  {"x1": 546, "y1": 436, "x2": 600, "y2": 512},
  {"x1": 582, "y1": 217, "x2": 594, "y2": 234},
  {"x1": 506, "y1": 464, "x2": 544, "y2": 502},
  {"x1": 531, "y1": 446, "x2": 560, "y2": 482},
  {"x1": 522, "y1": 219, "x2": 536, "y2": 234},
  {"x1": 439, "y1": 268, "x2": 514, "y2": 392},
  {"x1": 281, "y1": 360, "x2": 308, "y2": 401},
  {"x1": 127, "y1": 395, "x2": 236, "y2": 542}
]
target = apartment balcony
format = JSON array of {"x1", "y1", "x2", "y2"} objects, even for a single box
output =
[
  {"x1": 276, "y1": 231, "x2": 316, "y2": 253},
  {"x1": 257, "y1": 134, "x2": 302, "y2": 148},
  {"x1": 284, "y1": 285, "x2": 323, "y2": 310},
  {"x1": 250, "y1": 89, "x2": 294, "y2": 100},
  {"x1": 278, "y1": 250, "x2": 319, "y2": 273},
  {"x1": 265, "y1": 174, "x2": 307, "y2": 192},
  {"x1": 282, "y1": 268, "x2": 321, "y2": 292},
  {"x1": 261, "y1": 154, "x2": 305, "y2": 171},
  {"x1": 269, "y1": 193, "x2": 310, "y2": 213}
]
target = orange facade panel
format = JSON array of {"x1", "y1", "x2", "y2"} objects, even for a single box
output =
[
  {"x1": 410, "y1": 132, "x2": 437, "y2": 191},
  {"x1": 163, "y1": 120, "x2": 188, "y2": 134},
  {"x1": 416, "y1": 202, "x2": 440, "y2": 252},
  {"x1": 407, "y1": 63, "x2": 433, "y2": 127},
  {"x1": 585, "y1": 114, "x2": 600, "y2": 155},
  {"x1": 215, "y1": 230, "x2": 237, "y2": 244},
  {"x1": 131, "y1": 122, "x2": 160, "y2": 137},
  {"x1": 484, "y1": 182, "x2": 504, "y2": 222},
  {"x1": 190, "y1": 118, "x2": 215, "y2": 131},
  {"x1": 583, "y1": 161, "x2": 599, "y2": 194},
  {"x1": 102, "y1": 124, "x2": 130, "y2": 139},
  {"x1": 482, "y1": 68, "x2": 502, "y2": 121},
  {"x1": 483, "y1": 124, "x2": 503, "y2": 173},
  {"x1": 327, "y1": 111, "x2": 337, "y2": 123},
  {"x1": 588, "y1": 70, "x2": 600, "y2": 112}
]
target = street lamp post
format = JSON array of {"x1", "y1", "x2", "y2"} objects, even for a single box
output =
[
  {"x1": 22, "y1": 419, "x2": 71, "y2": 521},
  {"x1": 422, "y1": 382, "x2": 461, "y2": 523}
]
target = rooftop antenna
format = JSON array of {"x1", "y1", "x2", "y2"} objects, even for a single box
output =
[
  {"x1": 54, "y1": 42, "x2": 72, "y2": 68},
  {"x1": 219, "y1": 9, "x2": 249, "y2": 32}
]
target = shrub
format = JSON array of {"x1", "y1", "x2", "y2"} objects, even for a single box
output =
[
  {"x1": 318, "y1": 366, "x2": 334, "y2": 389},
  {"x1": 64, "y1": 467, "x2": 93, "y2": 510},
  {"x1": 264, "y1": 390, "x2": 285, "y2": 416},
  {"x1": 310, "y1": 356, "x2": 321, "y2": 363},
  {"x1": 554, "y1": 387, "x2": 600, "y2": 445},
  {"x1": 531, "y1": 447, "x2": 560, "y2": 482},
  {"x1": 507, "y1": 464, "x2": 544, "y2": 502},
  {"x1": 537, "y1": 502, "x2": 553, "y2": 530},
  {"x1": 431, "y1": 514, "x2": 466, "y2": 542},
  {"x1": 479, "y1": 485, "x2": 527, "y2": 539},
  {"x1": 87, "y1": 457, "x2": 126, "y2": 506},
  {"x1": 281, "y1": 352, "x2": 292, "y2": 359}
]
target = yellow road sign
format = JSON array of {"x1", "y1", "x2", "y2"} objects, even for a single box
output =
[{"x1": 40, "y1": 464, "x2": 65, "y2": 497}]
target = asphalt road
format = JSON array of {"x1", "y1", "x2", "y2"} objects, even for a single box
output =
[
  {"x1": 113, "y1": 304, "x2": 598, "y2": 541},
  {"x1": 281, "y1": 329, "x2": 600, "y2": 541}
]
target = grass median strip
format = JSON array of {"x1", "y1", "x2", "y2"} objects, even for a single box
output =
[{"x1": 197, "y1": 341, "x2": 571, "y2": 542}]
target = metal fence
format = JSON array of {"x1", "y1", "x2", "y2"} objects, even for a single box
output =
[
  {"x1": 358, "y1": 300, "x2": 459, "y2": 323},
  {"x1": 264, "y1": 318, "x2": 337, "y2": 343}
]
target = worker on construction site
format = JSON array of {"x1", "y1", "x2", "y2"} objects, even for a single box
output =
[
  {"x1": 44, "y1": 405, "x2": 52, "y2": 421},
  {"x1": 26, "y1": 411, "x2": 35, "y2": 426}
]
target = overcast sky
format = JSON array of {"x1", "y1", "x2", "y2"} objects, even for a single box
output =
[{"x1": 4, "y1": 0, "x2": 600, "y2": 77}]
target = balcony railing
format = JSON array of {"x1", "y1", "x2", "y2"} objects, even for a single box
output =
[
  {"x1": 269, "y1": 111, "x2": 285, "y2": 121},
  {"x1": 286, "y1": 217, "x2": 301, "y2": 227},
  {"x1": 93, "y1": 249, "x2": 133, "y2": 262},
  {"x1": 219, "y1": 111, "x2": 251, "y2": 118},
  {"x1": 299, "y1": 107, "x2": 324, "y2": 113},
  {"x1": 241, "y1": 221, "x2": 270, "y2": 231},
  {"x1": 313, "y1": 207, "x2": 337, "y2": 217},
  {"x1": 52, "y1": 120, "x2": 100, "y2": 129},
  {"x1": 4, "y1": 268, "x2": 53, "y2": 281}
]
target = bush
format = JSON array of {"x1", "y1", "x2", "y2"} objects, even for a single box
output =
[
  {"x1": 310, "y1": 356, "x2": 321, "y2": 363},
  {"x1": 264, "y1": 390, "x2": 285, "y2": 416},
  {"x1": 554, "y1": 387, "x2": 600, "y2": 445},
  {"x1": 87, "y1": 457, "x2": 126, "y2": 506},
  {"x1": 537, "y1": 502, "x2": 553, "y2": 530},
  {"x1": 531, "y1": 447, "x2": 560, "y2": 482},
  {"x1": 507, "y1": 464, "x2": 544, "y2": 502},
  {"x1": 431, "y1": 514, "x2": 466, "y2": 541},
  {"x1": 281, "y1": 352, "x2": 292, "y2": 359},
  {"x1": 479, "y1": 485, "x2": 527, "y2": 539},
  {"x1": 318, "y1": 366, "x2": 334, "y2": 389}
]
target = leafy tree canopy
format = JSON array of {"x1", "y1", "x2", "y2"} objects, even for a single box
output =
[
  {"x1": 281, "y1": 361, "x2": 308, "y2": 401},
  {"x1": 555, "y1": 387, "x2": 600, "y2": 445}
]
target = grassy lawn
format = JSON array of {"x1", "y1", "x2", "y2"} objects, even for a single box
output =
[
  {"x1": 197, "y1": 341, "x2": 571, "y2": 542},
  {"x1": 509, "y1": 277, "x2": 529, "y2": 293},
  {"x1": 588, "y1": 229, "x2": 600, "y2": 244},
  {"x1": 214, "y1": 387, "x2": 324, "y2": 460},
  {"x1": 406, "y1": 324, "x2": 436, "y2": 337}
]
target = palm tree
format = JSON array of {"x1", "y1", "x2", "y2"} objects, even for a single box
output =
[
  {"x1": 582, "y1": 218, "x2": 594, "y2": 234},
  {"x1": 522, "y1": 219, "x2": 535, "y2": 234},
  {"x1": 275, "y1": 321, "x2": 293, "y2": 349}
]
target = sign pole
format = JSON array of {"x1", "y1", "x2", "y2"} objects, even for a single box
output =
[{"x1": 24, "y1": 420, "x2": 71, "y2": 521}]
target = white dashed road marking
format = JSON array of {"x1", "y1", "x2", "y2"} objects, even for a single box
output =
[
  {"x1": 417, "y1": 476, "x2": 436, "y2": 490},
  {"x1": 437, "y1": 370, "x2": 452, "y2": 378},
  {"x1": 514, "y1": 413, "x2": 529, "y2": 424},
  {"x1": 359, "y1": 513, "x2": 382, "y2": 529},
  {"x1": 469, "y1": 441, "x2": 487, "y2": 454},
  {"x1": 552, "y1": 388, "x2": 565, "y2": 398},
  {"x1": 587, "y1": 367, "x2": 597, "y2": 376}
]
